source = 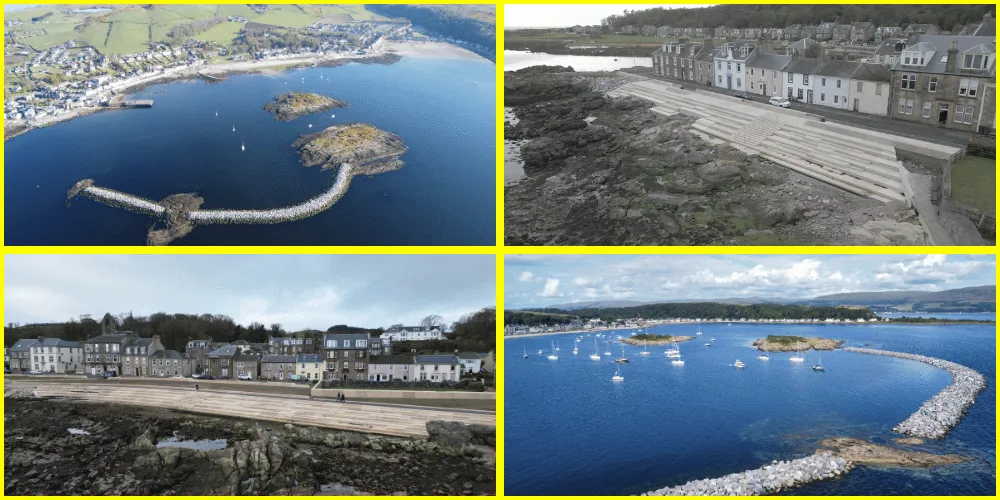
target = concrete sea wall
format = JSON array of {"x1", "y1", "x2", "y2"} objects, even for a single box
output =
[
  {"x1": 843, "y1": 347, "x2": 986, "y2": 439},
  {"x1": 81, "y1": 186, "x2": 166, "y2": 217},
  {"x1": 642, "y1": 452, "x2": 853, "y2": 496}
]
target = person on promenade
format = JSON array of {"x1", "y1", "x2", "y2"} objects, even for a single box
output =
[{"x1": 195, "y1": 384, "x2": 199, "y2": 392}]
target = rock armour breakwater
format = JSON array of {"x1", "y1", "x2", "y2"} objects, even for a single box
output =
[
  {"x1": 82, "y1": 186, "x2": 166, "y2": 217},
  {"x1": 188, "y1": 164, "x2": 352, "y2": 224},
  {"x1": 642, "y1": 452, "x2": 853, "y2": 496},
  {"x1": 843, "y1": 347, "x2": 986, "y2": 439}
]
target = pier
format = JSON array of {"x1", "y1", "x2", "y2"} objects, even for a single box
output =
[
  {"x1": 188, "y1": 164, "x2": 352, "y2": 224},
  {"x1": 78, "y1": 185, "x2": 166, "y2": 217},
  {"x1": 197, "y1": 71, "x2": 223, "y2": 82},
  {"x1": 843, "y1": 347, "x2": 986, "y2": 439},
  {"x1": 643, "y1": 452, "x2": 853, "y2": 496},
  {"x1": 119, "y1": 100, "x2": 153, "y2": 108}
]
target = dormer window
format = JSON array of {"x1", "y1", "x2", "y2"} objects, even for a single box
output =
[
  {"x1": 963, "y1": 53, "x2": 990, "y2": 70},
  {"x1": 741, "y1": 46, "x2": 749, "y2": 57}
]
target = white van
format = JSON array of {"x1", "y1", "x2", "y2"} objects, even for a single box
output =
[{"x1": 769, "y1": 96, "x2": 791, "y2": 108}]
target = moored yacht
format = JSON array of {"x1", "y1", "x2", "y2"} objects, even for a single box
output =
[
  {"x1": 734, "y1": 359, "x2": 745, "y2": 369},
  {"x1": 612, "y1": 366, "x2": 624, "y2": 382}
]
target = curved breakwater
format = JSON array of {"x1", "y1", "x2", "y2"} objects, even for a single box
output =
[
  {"x1": 188, "y1": 164, "x2": 352, "y2": 224},
  {"x1": 81, "y1": 186, "x2": 166, "y2": 217},
  {"x1": 642, "y1": 452, "x2": 853, "y2": 496},
  {"x1": 843, "y1": 347, "x2": 986, "y2": 439},
  {"x1": 75, "y1": 164, "x2": 352, "y2": 225}
]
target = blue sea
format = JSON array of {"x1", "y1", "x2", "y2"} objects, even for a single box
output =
[
  {"x1": 504, "y1": 322, "x2": 996, "y2": 495},
  {"x1": 5, "y1": 53, "x2": 495, "y2": 245}
]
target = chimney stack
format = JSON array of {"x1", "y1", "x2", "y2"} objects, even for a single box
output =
[{"x1": 945, "y1": 40, "x2": 959, "y2": 73}]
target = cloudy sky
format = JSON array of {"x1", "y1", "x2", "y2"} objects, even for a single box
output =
[
  {"x1": 5, "y1": 255, "x2": 495, "y2": 330},
  {"x1": 505, "y1": 4, "x2": 712, "y2": 28},
  {"x1": 505, "y1": 254, "x2": 995, "y2": 308}
]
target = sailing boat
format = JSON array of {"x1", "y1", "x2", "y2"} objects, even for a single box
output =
[
  {"x1": 666, "y1": 338, "x2": 681, "y2": 358},
  {"x1": 615, "y1": 343, "x2": 630, "y2": 363},
  {"x1": 308, "y1": 123, "x2": 313, "y2": 128},
  {"x1": 522, "y1": 346, "x2": 528, "y2": 359},
  {"x1": 589, "y1": 339, "x2": 601, "y2": 361},
  {"x1": 330, "y1": 114, "x2": 336, "y2": 118},
  {"x1": 790, "y1": 351, "x2": 805, "y2": 363},
  {"x1": 547, "y1": 341, "x2": 558, "y2": 360},
  {"x1": 241, "y1": 141, "x2": 245, "y2": 152},
  {"x1": 812, "y1": 353, "x2": 825, "y2": 371},
  {"x1": 603, "y1": 341, "x2": 612, "y2": 357},
  {"x1": 734, "y1": 359, "x2": 745, "y2": 369},
  {"x1": 232, "y1": 124, "x2": 235, "y2": 132},
  {"x1": 696, "y1": 322, "x2": 703, "y2": 335},
  {"x1": 670, "y1": 340, "x2": 684, "y2": 365},
  {"x1": 612, "y1": 365, "x2": 624, "y2": 382},
  {"x1": 215, "y1": 110, "x2": 218, "y2": 116},
  {"x1": 639, "y1": 339, "x2": 650, "y2": 356}
]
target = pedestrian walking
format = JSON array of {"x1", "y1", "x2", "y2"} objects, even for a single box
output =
[
  {"x1": 195, "y1": 384, "x2": 199, "y2": 392},
  {"x1": 337, "y1": 391, "x2": 342, "y2": 401}
]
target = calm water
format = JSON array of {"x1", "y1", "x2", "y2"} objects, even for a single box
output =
[
  {"x1": 6, "y1": 54, "x2": 495, "y2": 245},
  {"x1": 505, "y1": 323, "x2": 996, "y2": 495},
  {"x1": 504, "y1": 50, "x2": 652, "y2": 72},
  {"x1": 877, "y1": 312, "x2": 996, "y2": 321}
]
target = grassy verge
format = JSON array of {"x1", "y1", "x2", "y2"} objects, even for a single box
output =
[{"x1": 951, "y1": 155, "x2": 995, "y2": 214}]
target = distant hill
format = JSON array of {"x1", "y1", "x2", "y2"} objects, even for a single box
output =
[{"x1": 518, "y1": 286, "x2": 995, "y2": 314}]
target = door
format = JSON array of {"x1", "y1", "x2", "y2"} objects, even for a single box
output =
[
  {"x1": 726, "y1": 75, "x2": 732, "y2": 89},
  {"x1": 807, "y1": 90, "x2": 813, "y2": 103},
  {"x1": 91, "y1": 367, "x2": 96, "y2": 375},
  {"x1": 761, "y1": 83, "x2": 766, "y2": 95},
  {"x1": 853, "y1": 98, "x2": 859, "y2": 111},
  {"x1": 939, "y1": 105, "x2": 948, "y2": 124}
]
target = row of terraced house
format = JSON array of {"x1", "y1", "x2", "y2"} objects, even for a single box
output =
[
  {"x1": 8, "y1": 330, "x2": 492, "y2": 384},
  {"x1": 651, "y1": 24, "x2": 996, "y2": 134}
]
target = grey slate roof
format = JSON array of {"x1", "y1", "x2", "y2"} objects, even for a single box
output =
[
  {"x1": 816, "y1": 60, "x2": 861, "y2": 78},
  {"x1": 208, "y1": 345, "x2": 240, "y2": 358},
  {"x1": 126, "y1": 337, "x2": 155, "y2": 349},
  {"x1": 10, "y1": 339, "x2": 40, "y2": 352},
  {"x1": 323, "y1": 333, "x2": 371, "y2": 345},
  {"x1": 783, "y1": 58, "x2": 827, "y2": 75},
  {"x1": 234, "y1": 352, "x2": 261, "y2": 362},
  {"x1": 891, "y1": 35, "x2": 996, "y2": 74},
  {"x1": 261, "y1": 355, "x2": 296, "y2": 363},
  {"x1": 414, "y1": 355, "x2": 460, "y2": 365},
  {"x1": 874, "y1": 38, "x2": 907, "y2": 56},
  {"x1": 852, "y1": 63, "x2": 891, "y2": 83},
  {"x1": 85, "y1": 333, "x2": 129, "y2": 344},
  {"x1": 296, "y1": 354, "x2": 323, "y2": 363},
  {"x1": 369, "y1": 355, "x2": 414, "y2": 365},
  {"x1": 748, "y1": 54, "x2": 791, "y2": 71},
  {"x1": 457, "y1": 352, "x2": 489, "y2": 360},
  {"x1": 150, "y1": 350, "x2": 185, "y2": 360},
  {"x1": 231, "y1": 340, "x2": 251, "y2": 346},
  {"x1": 36, "y1": 338, "x2": 82, "y2": 348}
]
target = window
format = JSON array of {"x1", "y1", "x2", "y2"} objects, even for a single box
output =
[
  {"x1": 834, "y1": 95, "x2": 839, "y2": 104},
  {"x1": 343, "y1": 361, "x2": 349, "y2": 369},
  {"x1": 718, "y1": 75, "x2": 722, "y2": 84},
  {"x1": 736, "y1": 78, "x2": 741, "y2": 88},
  {"x1": 876, "y1": 83, "x2": 882, "y2": 95},
  {"x1": 836, "y1": 80, "x2": 841, "y2": 89},
  {"x1": 803, "y1": 74, "x2": 809, "y2": 85},
  {"x1": 821, "y1": 77, "x2": 826, "y2": 86},
  {"x1": 954, "y1": 105, "x2": 974, "y2": 124},
  {"x1": 343, "y1": 340, "x2": 351, "y2": 348},
  {"x1": 717, "y1": 61, "x2": 722, "y2": 70},
  {"x1": 897, "y1": 98, "x2": 905, "y2": 113},
  {"x1": 736, "y1": 63, "x2": 740, "y2": 71},
  {"x1": 727, "y1": 62, "x2": 731, "y2": 71},
  {"x1": 325, "y1": 340, "x2": 337, "y2": 348},
  {"x1": 857, "y1": 81, "x2": 863, "y2": 92},
  {"x1": 963, "y1": 54, "x2": 986, "y2": 69},
  {"x1": 820, "y1": 93, "x2": 825, "y2": 102},
  {"x1": 922, "y1": 102, "x2": 932, "y2": 118},
  {"x1": 773, "y1": 70, "x2": 777, "y2": 78},
  {"x1": 928, "y1": 76, "x2": 937, "y2": 92},
  {"x1": 901, "y1": 74, "x2": 915, "y2": 90},
  {"x1": 750, "y1": 68, "x2": 754, "y2": 75}
]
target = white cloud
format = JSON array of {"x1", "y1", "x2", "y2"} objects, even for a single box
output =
[
  {"x1": 573, "y1": 276, "x2": 598, "y2": 287},
  {"x1": 519, "y1": 271, "x2": 536, "y2": 282},
  {"x1": 538, "y1": 278, "x2": 561, "y2": 297}
]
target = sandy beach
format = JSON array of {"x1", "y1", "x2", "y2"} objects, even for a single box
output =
[{"x1": 385, "y1": 40, "x2": 485, "y2": 60}]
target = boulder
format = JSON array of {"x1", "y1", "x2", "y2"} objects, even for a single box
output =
[{"x1": 426, "y1": 421, "x2": 474, "y2": 448}]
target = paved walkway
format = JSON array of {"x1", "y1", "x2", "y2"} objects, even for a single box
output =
[
  {"x1": 626, "y1": 68, "x2": 974, "y2": 148},
  {"x1": 9, "y1": 382, "x2": 495, "y2": 438}
]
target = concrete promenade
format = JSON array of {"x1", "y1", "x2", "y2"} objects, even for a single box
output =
[{"x1": 7, "y1": 381, "x2": 495, "y2": 438}]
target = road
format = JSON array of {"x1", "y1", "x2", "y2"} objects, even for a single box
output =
[{"x1": 624, "y1": 68, "x2": 974, "y2": 148}]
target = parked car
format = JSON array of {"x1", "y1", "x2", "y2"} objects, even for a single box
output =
[
  {"x1": 199, "y1": 374, "x2": 215, "y2": 380},
  {"x1": 238, "y1": 374, "x2": 253, "y2": 381},
  {"x1": 28, "y1": 370, "x2": 43, "y2": 375},
  {"x1": 733, "y1": 91, "x2": 753, "y2": 100},
  {"x1": 768, "y1": 96, "x2": 791, "y2": 108}
]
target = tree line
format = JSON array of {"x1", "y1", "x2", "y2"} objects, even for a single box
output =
[
  {"x1": 367, "y1": 5, "x2": 496, "y2": 49},
  {"x1": 603, "y1": 5, "x2": 994, "y2": 34},
  {"x1": 506, "y1": 303, "x2": 877, "y2": 325},
  {"x1": 4, "y1": 308, "x2": 495, "y2": 352}
]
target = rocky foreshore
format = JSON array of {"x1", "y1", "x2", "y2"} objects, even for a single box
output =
[
  {"x1": 844, "y1": 347, "x2": 986, "y2": 439},
  {"x1": 621, "y1": 335, "x2": 694, "y2": 346},
  {"x1": 752, "y1": 336, "x2": 844, "y2": 352},
  {"x1": 5, "y1": 398, "x2": 495, "y2": 495},
  {"x1": 642, "y1": 452, "x2": 853, "y2": 496}
]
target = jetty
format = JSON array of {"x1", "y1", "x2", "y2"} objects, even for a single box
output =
[
  {"x1": 843, "y1": 347, "x2": 986, "y2": 439},
  {"x1": 642, "y1": 452, "x2": 853, "y2": 496},
  {"x1": 119, "y1": 100, "x2": 153, "y2": 108},
  {"x1": 197, "y1": 71, "x2": 223, "y2": 82},
  {"x1": 188, "y1": 164, "x2": 352, "y2": 224}
]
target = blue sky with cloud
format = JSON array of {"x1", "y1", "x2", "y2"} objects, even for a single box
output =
[
  {"x1": 505, "y1": 255, "x2": 995, "y2": 308},
  {"x1": 5, "y1": 255, "x2": 495, "y2": 330}
]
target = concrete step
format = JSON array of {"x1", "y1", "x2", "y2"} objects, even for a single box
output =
[
  {"x1": 768, "y1": 135, "x2": 904, "y2": 182},
  {"x1": 761, "y1": 140, "x2": 905, "y2": 200},
  {"x1": 770, "y1": 130, "x2": 901, "y2": 174},
  {"x1": 782, "y1": 126, "x2": 898, "y2": 162},
  {"x1": 751, "y1": 148, "x2": 901, "y2": 203}
]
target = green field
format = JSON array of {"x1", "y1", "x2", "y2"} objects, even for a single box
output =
[
  {"x1": 213, "y1": 4, "x2": 257, "y2": 18},
  {"x1": 252, "y1": 9, "x2": 321, "y2": 28},
  {"x1": 951, "y1": 155, "x2": 996, "y2": 214},
  {"x1": 106, "y1": 21, "x2": 150, "y2": 54},
  {"x1": 197, "y1": 21, "x2": 244, "y2": 45},
  {"x1": 80, "y1": 22, "x2": 111, "y2": 51}
]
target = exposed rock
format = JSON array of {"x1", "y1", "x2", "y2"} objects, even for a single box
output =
[
  {"x1": 819, "y1": 437, "x2": 969, "y2": 467},
  {"x1": 263, "y1": 92, "x2": 349, "y2": 122},
  {"x1": 426, "y1": 421, "x2": 474, "y2": 448}
]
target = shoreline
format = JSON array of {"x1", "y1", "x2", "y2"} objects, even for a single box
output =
[{"x1": 4, "y1": 41, "x2": 487, "y2": 142}]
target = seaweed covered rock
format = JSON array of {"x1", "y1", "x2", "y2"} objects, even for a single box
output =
[{"x1": 263, "y1": 92, "x2": 349, "y2": 121}]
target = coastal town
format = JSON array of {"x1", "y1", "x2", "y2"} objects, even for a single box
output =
[
  {"x1": 504, "y1": 315, "x2": 894, "y2": 336},
  {"x1": 6, "y1": 324, "x2": 494, "y2": 385},
  {"x1": 3, "y1": 4, "x2": 495, "y2": 139}
]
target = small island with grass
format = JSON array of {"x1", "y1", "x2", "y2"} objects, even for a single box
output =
[
  {"x1": 753, "y1": 335, "x2": 844, "y2": 352},
  {"x1": 293, "y1": 123, "x2": 408, "y2": 175},
  {"x1": 263, "y1": 92, "x2": 350, "y2": 122},
  {"x1": 621, "y1": 334, "x2": 696, "y2": 346}
]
